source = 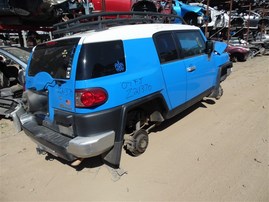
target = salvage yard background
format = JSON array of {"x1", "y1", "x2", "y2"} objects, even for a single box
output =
[{"x1": 0, "y1": 55, "x2": 268, "y2": 201}]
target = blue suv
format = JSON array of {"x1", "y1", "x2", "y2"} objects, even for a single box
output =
[{"x1": 20, "y1": 12, "x2": 232, "y2": 168}]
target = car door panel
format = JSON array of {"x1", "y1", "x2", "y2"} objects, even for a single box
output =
[{"x1": 175, "y1": 30, "x2": 215, "y2": 100}]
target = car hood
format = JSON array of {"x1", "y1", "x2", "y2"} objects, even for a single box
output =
[
  {"x1": 214, "y1": 41, "x2": 228, "y2": 54},
  {"x1": 178, "y1": 2, "x2": 204, "y2": 15}
]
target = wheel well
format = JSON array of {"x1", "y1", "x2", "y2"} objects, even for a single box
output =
[{"x1": 125, "y1": 98, "x2": 166, "y2": 133}]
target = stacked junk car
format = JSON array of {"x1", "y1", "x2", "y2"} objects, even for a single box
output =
[{"x1": 0, "y1": 0, "x2": 268, "y2": 168}]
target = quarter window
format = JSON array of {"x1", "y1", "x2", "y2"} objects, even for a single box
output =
[{"x1": 76, "y1": 40, "x2": 126, "y2": 80}]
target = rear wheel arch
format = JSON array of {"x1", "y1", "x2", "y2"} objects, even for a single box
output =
[
  {"x1": 122, "y1": 94, "x2": 168, "y2": 156},
  {"x1": 124, "y1": 96, "x2": 168, "y2": 131}
]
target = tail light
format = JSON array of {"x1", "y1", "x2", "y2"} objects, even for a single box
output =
[
  {"x1": 46, "y1": 41, "x2": 57, "y2": 46},
  {"x1": 75, "y1": 88, "x2": 107, "y2": 108}
]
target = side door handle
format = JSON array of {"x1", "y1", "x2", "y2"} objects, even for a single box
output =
[{"x1": 187, "y1": 66, "x2": 196, "y2": 72}]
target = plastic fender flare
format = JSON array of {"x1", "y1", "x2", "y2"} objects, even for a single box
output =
[{"x1": 209, "y1": 61, "x2": 232, "y2": 98}]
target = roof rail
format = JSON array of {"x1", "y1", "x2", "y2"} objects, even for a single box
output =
[{"x1": 53, "y1": 11, "x2": 185, "y2": 36}]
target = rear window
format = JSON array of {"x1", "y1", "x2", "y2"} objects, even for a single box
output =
[
  {"x1": 28, "y1": 38, "x2": 80, "y2": 79},
  {"x1": 76, "y1": 40, "x2": 126, "y2": 80}
]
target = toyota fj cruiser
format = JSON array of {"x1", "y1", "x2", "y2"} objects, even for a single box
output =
[{"x1": 19, "y1": 12, "x2": 232, "y2": 168}]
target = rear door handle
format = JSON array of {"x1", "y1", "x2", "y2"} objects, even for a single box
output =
[{"x1": 187, "y1": 66, "x2": 196, "y2": 72}]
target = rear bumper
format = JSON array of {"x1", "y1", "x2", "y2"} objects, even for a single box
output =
[
  {"x1": 20, "y1": 113, "x2": 115, "y2": 161},
  {"x1": 67, "y1": 131, "x2": 115, "y2": 158}
]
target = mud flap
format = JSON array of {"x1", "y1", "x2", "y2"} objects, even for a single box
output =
[{"x1": 102, "y1": 141, "x2": 123, "y2": 168}]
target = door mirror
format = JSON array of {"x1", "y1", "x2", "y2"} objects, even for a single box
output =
[{"x1": 205, "y1": 40, "x2": 214, "y2": 55}]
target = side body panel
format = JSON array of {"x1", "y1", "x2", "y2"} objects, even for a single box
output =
[{"x1": 74, "y1": 37, "x2": 167, "y2": 114}]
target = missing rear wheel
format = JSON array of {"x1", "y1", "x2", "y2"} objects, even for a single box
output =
[{"x1": 124, "y1": 129, "x2": 149, "y2": 157}]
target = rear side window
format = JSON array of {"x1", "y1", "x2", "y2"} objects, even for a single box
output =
[
  {"x1": 28, "y1": 38, "x2": 79, "y2": 79},
  {"x1": 175, "y1": 31, "x2": 205, "y2": 58},
  {"x1": 76, "y1": 40, "x2": 126, "y2": 80},
  {"x1": 154, "y1": 32, "x2": 178, "y2": 64}
]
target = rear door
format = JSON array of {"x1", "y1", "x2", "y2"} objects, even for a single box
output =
[{"x1": 26, "y1": 38, "x2": 80, "y2": 120}]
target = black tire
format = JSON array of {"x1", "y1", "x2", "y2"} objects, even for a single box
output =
[
  {"x1": 126, "y1": 129, "x2": 149, "y2": 157},
  {"x1": 230, "y1": 54, "x2": 237, "y2": 62},
  {"x1": 236, "y1": 54, "x2": 246, "y2": 62}
]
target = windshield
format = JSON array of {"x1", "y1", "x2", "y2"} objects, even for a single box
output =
[
  {"x1": 2, "y1": 47, "x2": 30, "y2": 64},
  {"x1": 28, "y1": 38, "x2": 80, "y2": 79}
]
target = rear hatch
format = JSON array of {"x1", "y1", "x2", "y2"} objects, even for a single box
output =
[{"x1": 26, "y1": 38, "x2": 80, "y2": 122}]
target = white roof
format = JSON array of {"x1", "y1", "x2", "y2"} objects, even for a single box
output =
[{"x1": 59, "y1": 23, "x2": 200, "y2": 44}]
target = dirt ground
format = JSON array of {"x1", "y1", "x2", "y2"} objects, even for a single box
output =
[{"x1": 0, "y1": 55, "x2": 268, "y2": 201}]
